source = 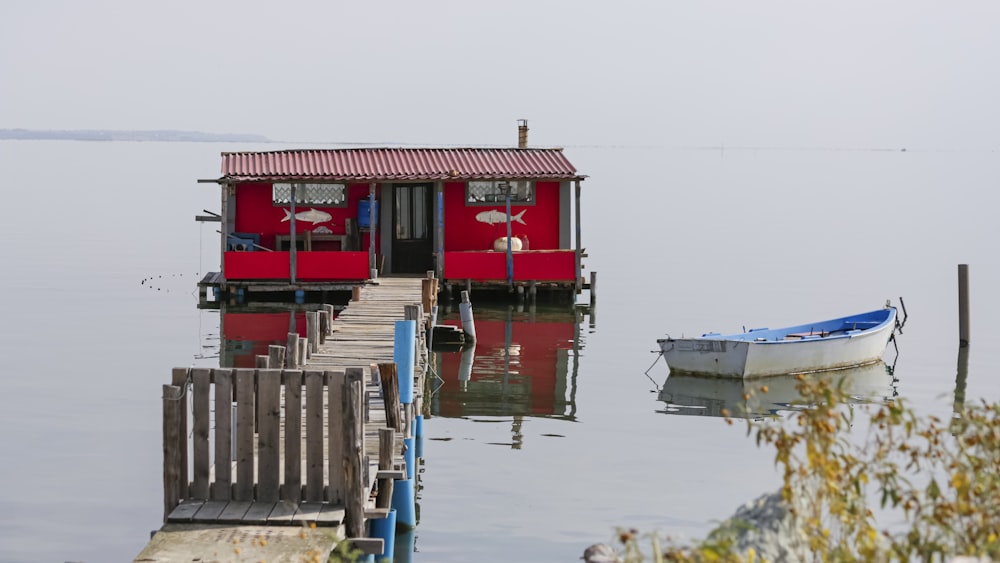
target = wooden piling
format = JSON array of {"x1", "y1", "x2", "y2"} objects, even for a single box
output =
[
  {"x1": 352, "y1": 285, "x2": 362, "y2": 301},
  {"x1": 307, "y1": 311, "x2": 320, "y2": 355},
  {"x1": 319, "y1": 310, "x2": 329, "y2": 344},
  {"x1": 590, "y1": 271, "x2": 598, "y2": 309},
  {"x1": 268, "y1": 345, "x2": 286, "y2": 369},
  {"x1": 376, "y1": 428, "x2": 396, "y2": 510},
  {"x1": 286, "y1": 332, "x2": 300, "y2": 368},
  {"x1": 422, "y1": 273, "x2": 436, "y2": 320},
  {"x1": 162, "y1": 383, "x2": 183, "y2": 520},
  {"x1": 958, "y1": 264, "x2": 970, "y2": 347},
  {"x1": 377, "y1": 363, "x2": 403, "y2": 431},
  {"x1": 344, "y1": 368, "x2": 365, "y2": 539}
]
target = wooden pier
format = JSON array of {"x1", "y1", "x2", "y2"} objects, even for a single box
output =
[{"x1": 135, "y1": 276, "x2": 435, "y2": 562}]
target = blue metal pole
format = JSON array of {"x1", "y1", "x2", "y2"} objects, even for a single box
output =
[
  {"x1": 505, "y1": 187, "x2": 513, "y2": 286},
  {"x1": 290, "y1": 183, "x2": 297, "y2": 284},
  {"x1": 393, "y1": 320, "x2": 416, "y2": 404},
  {"x1": 368, "y1": 183, "x2": 376, "y2": 278},
  {"x1": 437, "y1": 190, "x2": 445, "y2": 280}
]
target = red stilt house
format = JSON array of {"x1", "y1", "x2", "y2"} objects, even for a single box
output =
[{"x1": 199, "y1": 123, "x2": 589, "y2": 304}]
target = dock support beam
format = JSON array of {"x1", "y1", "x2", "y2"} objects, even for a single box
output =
[
  {"x1": 574, "y1": 179, "x2": 582, "y2": 295},
  {"x1": 368, "y1": 183, "x2": 377, "y2": 279}
]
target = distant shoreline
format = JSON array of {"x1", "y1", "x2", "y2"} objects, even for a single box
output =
[{"x1": 0, "y1": 128, "x2": 271, "y2": 143}]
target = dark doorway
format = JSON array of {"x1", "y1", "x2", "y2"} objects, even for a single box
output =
[{"x1": 391, "y1": 183, "x2": 433, "y2": 273}]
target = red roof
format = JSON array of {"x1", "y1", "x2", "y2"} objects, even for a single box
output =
[{"x1": 219, "y1": 148, "x2": 583, "y2": 182}]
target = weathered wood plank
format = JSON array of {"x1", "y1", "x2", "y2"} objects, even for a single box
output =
[
  {"x1": 241, "y1": 501, "x2": 275, "y2": 524},
  {"x1": 257, "y1": 369, "x2": 281, "y2": 502},
  {"x1": 377, "y1": 363, "x2": 402, "y2": 431},
  {"x1": 266, "y1": 500, "x2": 298, "y2": 524},
  {"x1": 304, "y1": 370, "x2": 324, "y2": 502},
  {"x1": 166, "y1": 499, "x2": 204, "y2": 523},
  {"x1": 217, "y1": 500, "x2": 252, "y2": 523},
  {"x1": 170, "y1": 368, "x2": 189, "y2": 501},
  {"x1": 234, "y1": 369, "x2": 255, "y2": 501},
  {"x1": 349, "y1": 538, "x2": 385, "y2": 556},
  {"x1": 163, "y1": 383, "x2": 183, "y2": 521},
  {"x1": 317, "y1": 504, "x2": 346, "y2": 527},
  {"x1": 344, "y1": 368, "x2": 365, "y2": 538},
  {"x1": 328, "y1": 371, "x2": 346, "y2": 504},
  {"x1": 282, "y1": 370, "x2": 302, "y2": 503},
  {"x1": 292, "y1": 501, "x2": 323, "y2": 525},
  {"x1": 191, "y1": 500, "x2": 228, "y2": 522},
  {"x1": 191, "y1": 368, "x2": 211, "y2": 499},
  {"x1": 212, "y1": 369, "x2": 232, "y2": 501}
]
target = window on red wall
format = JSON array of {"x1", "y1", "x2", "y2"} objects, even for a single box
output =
[
  {"x1": 466, "y1": 181, "x2": 535, "y2": 205},
  {"x1": 272, "y1": 183, "x2": 348, "y2": 207}
]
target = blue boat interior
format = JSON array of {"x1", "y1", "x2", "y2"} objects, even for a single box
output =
[{"x1": 700, "y1": 308, "x2": 895, "y2": 342}]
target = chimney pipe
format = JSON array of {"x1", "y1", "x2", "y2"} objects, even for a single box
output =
[{"x1": 517, "y1": 119, "x2": 528, "y2": 149}]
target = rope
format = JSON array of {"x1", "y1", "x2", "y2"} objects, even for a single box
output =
[
  {"x1": 163, "y1": 372, "x2": 193, "y2": 401},
  {"x1": 643, "y1": 351, "x2": 665, "y2": 388}
]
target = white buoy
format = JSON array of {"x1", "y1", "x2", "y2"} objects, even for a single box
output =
[{"x1": 459, "y1": 290, "x2": 476, "y2": 343}]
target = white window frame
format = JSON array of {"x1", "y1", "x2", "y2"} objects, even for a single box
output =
[
  {"x1": 465, "y1": 180, "x2": 535, "y2": 206},
  {"x1": 272, "y1": 183, "x2": 348, "y2": 207}
]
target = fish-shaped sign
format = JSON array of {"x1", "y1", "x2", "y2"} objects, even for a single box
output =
[
  {"x1": 475, "y1": 209, "x2": 527, "y2": 226},
  {"x1": 282, "y1": 208, "x2": 333, "y2": 225}
]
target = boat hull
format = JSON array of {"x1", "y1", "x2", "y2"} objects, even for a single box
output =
[{"x1": 657, "y1": 307, "x2": 897, "y2": 378}]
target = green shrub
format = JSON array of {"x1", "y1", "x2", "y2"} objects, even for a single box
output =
[{"x1": 606, "y1": 374, "x2": 1000, "y2": 562}]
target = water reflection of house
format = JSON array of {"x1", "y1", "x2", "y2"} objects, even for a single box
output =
[
  {"x1": 196, "y1": 121, "x2": 591, "y2": 306},
  {"x1": 430, "y1": 306, "x2": 585, "y2": 420},
  {"x1": 219, "y1": 306, "x2": 308, "y2": 368}
]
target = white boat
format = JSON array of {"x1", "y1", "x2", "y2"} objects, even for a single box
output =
[{"x1": 656, "y1": 304, "x2": 901, "y2": 379}]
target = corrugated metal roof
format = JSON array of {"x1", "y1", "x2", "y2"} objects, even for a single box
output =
[{"x1": 218, "y1": 148, "x2": 583, "y2": 182}]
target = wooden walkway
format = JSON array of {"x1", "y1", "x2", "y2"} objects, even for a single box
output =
[{"x1": 135, "y1": 277, "x2": 432, "y2": 562}]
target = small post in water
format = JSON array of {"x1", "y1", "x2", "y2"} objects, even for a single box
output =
[{"x1": 958, "y1": 264, "x2": 970, "y2": 347}]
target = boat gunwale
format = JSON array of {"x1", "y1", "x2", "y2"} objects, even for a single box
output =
[{"x1": 656, "y1": 307, "x2": 897, "y2": 346}]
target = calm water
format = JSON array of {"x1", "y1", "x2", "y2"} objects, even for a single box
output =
[{"x1": 0, "y1": 140, "x2": 998, "y2": 562}]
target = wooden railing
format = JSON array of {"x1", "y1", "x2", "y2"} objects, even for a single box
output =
[{"x1": 162, "y1": 366, "x2": 379, "y2": 538}]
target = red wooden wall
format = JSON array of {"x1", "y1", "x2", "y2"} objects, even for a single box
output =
[
  {"x1": 233, "y1": 182, "x2": 378, "y2": 250},
  {"x1": 442, "y1": 181, "x2": 561, "y2": 252}
]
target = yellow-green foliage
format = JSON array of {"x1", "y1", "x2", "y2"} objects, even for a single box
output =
[{"x1": 612, "y1": 375, "x2": 1000, "y2": 562}]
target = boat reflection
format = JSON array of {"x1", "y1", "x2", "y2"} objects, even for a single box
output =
[
  {"x1": 656, "y1": 361, "x2": 897, "y2": 419},
  {"x1": 430, "y1": 304, "x2": 588, "y2": 425}
]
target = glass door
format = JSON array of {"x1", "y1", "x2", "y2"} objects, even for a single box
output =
[{"x1": 392, "y1": 183, "x2": 433, "y2": 273}]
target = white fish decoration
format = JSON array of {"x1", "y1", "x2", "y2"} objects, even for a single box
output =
[
  {"x1": 282, "y1": 208, "x2": 333, "y2": 225},
  {"x1": 476, "y1": 209, "x2": 527, "y2": 226}
]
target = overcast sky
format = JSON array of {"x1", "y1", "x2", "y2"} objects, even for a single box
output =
[{"x1": 2, "y1": 1, "x2": 998, "y2": 149}]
